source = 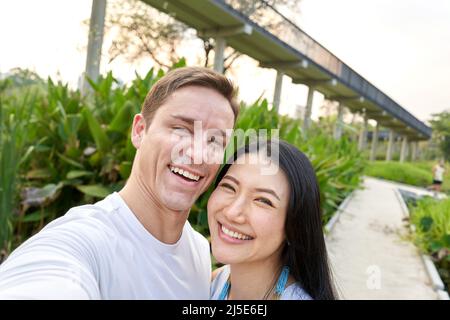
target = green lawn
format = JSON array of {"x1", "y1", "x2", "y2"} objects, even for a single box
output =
[{"x1": 365, "y1": 161, "x2": 450, "y2": 193}]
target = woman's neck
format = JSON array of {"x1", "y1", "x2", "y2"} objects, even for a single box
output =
[{"x1": 228, "y1": 257, "x2": 286, "y2": 300}]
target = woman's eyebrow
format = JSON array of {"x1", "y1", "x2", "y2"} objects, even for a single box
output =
[
  {"x1": 222, "y1": 175, "x2": 240, "y2": 185},
  {"x1": 254, "y1": 188, "x2": 280, "y2": 201},
  {"x1": 222, "y1": 175, "x2": 281, "y2": 201}
]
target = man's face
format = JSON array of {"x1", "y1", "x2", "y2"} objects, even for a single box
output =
[{"x1": 131, "y1": 86, "x2": 235, "y2": 212}]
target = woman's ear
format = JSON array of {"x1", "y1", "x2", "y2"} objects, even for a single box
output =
[{"x1": 131, "y1": 113, "x2": 146, "y2": 149}]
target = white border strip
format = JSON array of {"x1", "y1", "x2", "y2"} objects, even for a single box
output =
[
  {"x1": 324, "y1": 190, "x2": 355, "y2": 235},
  {"x1": 395, "y1": 188, "x2": 449, "y2": 300}
]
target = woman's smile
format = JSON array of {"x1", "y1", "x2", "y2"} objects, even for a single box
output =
[{"x1": 218, "y1": 222, "x2": 254, "y2": 244}]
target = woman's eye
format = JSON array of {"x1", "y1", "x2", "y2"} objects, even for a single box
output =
[
  {"x1": 219, "y1": 183, "x2": 235, "y2": 192},
  {"x1": 256, "y1": 198, "x2": 273, "y2": 207}
]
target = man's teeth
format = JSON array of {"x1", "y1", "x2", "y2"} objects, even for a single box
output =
[
  {"x1": 170, "y1": 166, "x2": 200, "y2": 181},
  {"x1": 221, "y1": 224, "x2": 252, "y2": 240}
]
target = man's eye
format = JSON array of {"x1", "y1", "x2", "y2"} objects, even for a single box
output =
[
  {"x1": 208, "y1": 136, "x2": 222, "y2": 145},
  {"x1": 256, "y1": 198, "x2": 273, "y2": 207},
  {"x1": 219, "y1": 183, "x2": 235, "y2": 192},
  {"x1": 173, "y1": 127, "x2": 190, "y2": 133}
]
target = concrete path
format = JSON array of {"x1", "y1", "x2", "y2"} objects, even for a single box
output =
[{"x1": 326, "y1": 177, "x2": 438, "y2": 300}]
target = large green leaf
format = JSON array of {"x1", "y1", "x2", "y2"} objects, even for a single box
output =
[
  {"x1": 21, "y1": 182, "x2": 64, "y2": 208},
  {"x1": 20, "y1": 209, "x2": 52, "y2": 223},
  {"x1": 76, "y1": 184, "x2": 112, "y2": 198},
  {"x1": 82, "y1": 107, "x2": 110, "y2": 153},
  {"x1": 66, "y1": 170, "x2": 93, "y2": 180},
  {"x1": 108, "y1": 101, "x2": 133, "y2": 133}
]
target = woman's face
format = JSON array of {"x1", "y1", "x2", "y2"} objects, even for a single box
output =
[{"x1": 207, "y1": 152, "x2": 290, "y2": 266}]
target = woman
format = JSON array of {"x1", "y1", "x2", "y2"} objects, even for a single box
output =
[
  {"x1": 431, "y1": 160, "x2": 445, "y2": 193},
  {"x1": 208, "y1": 139, "x2": 336, "y2": 300}
]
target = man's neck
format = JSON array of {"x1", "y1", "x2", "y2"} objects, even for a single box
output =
[{"x1": 119, "y1": 175, "x2": 189, "y2": 244}]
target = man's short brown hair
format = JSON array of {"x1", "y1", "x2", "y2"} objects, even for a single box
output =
[{"x1": 141, "y1": 67, "x2": 239, "y2": 127}]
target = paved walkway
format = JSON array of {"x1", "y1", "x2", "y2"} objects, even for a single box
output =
[{"x1": 326, "y1": 177, "x2": 438, "y2": 299}]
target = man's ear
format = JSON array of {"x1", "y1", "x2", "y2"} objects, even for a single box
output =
[{"x1": 131, "y1": 113, "x2": 146, "y2": 149}]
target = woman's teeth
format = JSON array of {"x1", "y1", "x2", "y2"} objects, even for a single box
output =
[
  {"x1": 221, "y1": 224, "x2": 252, "y2": 240},
  {"x1": 170, "y1": 166, "x2": 200, "y2": 181}
]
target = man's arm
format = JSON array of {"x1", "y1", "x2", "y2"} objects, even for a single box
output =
[{"x1": 0, "y1": 219, "x2": 102, "y2": 299}]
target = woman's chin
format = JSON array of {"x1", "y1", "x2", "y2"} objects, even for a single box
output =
[{"x1": 212, "y1": 248, "x2": 247, "y2": 265}]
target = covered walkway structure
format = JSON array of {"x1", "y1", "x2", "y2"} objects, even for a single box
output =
[{"x1": 83, "y1": 0, "x2": 431, "y2": 161}]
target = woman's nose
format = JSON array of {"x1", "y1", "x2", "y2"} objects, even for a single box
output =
[{"x1": 222, "y1": 197, "x2": 247, "y2": 224}]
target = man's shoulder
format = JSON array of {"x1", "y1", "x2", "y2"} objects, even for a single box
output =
[
  {"x1": 49, "y1": 193, "x2": 118, "y2": 226},
  {"x1": 184, "y1": 222, "x2": 210, "y2": 250},
  {"x1": 32, "y1": 193, "x2": 121, "y2": 249}
]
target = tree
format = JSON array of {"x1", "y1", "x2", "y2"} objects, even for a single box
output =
[
  {"x1": 429, "y1": 110, "x2": 450, "y2": 161},
  {"x1": 101, "y1": 0, "x2": 301, "y2": 72}
]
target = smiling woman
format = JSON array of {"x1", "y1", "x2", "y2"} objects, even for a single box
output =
[{"x1": 208, "y1": 139, "x2": 337, "y2": 300}]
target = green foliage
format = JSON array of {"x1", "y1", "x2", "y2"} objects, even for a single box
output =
[
  {"x1": 1, "y1": 65, "x2": 365, "y2": 255},
  {"x1": 365, "y1": 161, "x2": 432, "y2": 187},
  {"x1": 0, "y1": 68, "x2": 163, "y2": 252},
  {"x1": 429, "y1": 110, "x2": 450, "y2": 161},
  {"x1": 366, "y1": 160, "x2": 450, "y2": 194},
  {"x1": 410, "y1": 197, "x2": 450, "y2": 291}
]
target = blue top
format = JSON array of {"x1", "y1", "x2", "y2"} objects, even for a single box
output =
[{"x1": 210, "y1": 265, "x2": 312, "y2": 300}]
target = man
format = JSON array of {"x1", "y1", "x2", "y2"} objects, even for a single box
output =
[{"x1": 0, "y1": 67, "x2": 238, "y2": 299}]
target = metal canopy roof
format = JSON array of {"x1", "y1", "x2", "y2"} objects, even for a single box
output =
[{"x1": 142, "y1": 0, "x2": 431, "y2": 140}]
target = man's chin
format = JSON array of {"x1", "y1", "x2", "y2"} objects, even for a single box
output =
[{"x1": 162, "y1": 197, "x2": 196, "y2": 213}]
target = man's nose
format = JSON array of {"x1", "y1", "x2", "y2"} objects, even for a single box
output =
[{"x1": 185, "y1": 137, "x2": 207, "y2": 165}]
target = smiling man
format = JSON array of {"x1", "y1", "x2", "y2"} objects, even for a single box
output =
[{"x1": 0, "y1": 67, "x2": 238, "y2": 299}]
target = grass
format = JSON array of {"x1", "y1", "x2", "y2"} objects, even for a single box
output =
[
  {"x1": 365, "y1": 161, "x2": 450, "y2": 193},
  {"x1": 409, "y1": 197, "x2": 450, "y2": 292}
]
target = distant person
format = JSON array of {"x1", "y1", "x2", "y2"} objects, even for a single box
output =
[{"x1": 431, "y1": 160, "x2": 445, "y2": 192}]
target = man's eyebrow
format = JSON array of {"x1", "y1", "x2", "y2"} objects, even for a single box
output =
[
  {"x1": 171, "y1": 114, "x2": 227, "y2": 138},
  {"x1": 170, "y1": 114, "x2": 196, "y2": 125},
  {"x1": 254, "y1": 188, "x2": 281, "y2": 201}
]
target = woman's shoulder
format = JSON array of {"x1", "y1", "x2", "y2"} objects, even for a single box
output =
[
  {"x1": 281, "y1": 282, "x2": 313, "y2": 300},
  {"x1": 210, "y1": 265, "x2": 230, "y2": 299},
  {"x1": 211, "y1": 265, "x2": 229, "y2": 281}
]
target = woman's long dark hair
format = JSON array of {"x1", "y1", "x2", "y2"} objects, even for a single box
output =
[{"x1": 214, "y1": 139, "x2": 337, "y2": 300}]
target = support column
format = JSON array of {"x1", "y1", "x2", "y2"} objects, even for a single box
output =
[
  {"x1": 334, "y1": 103, "x2": 344, "y2": 140},
  {"x1": 81, "y1": 0, "x2": 107, "y2": 95},
  {"x1": 385, "y1": 129, "x2": 395, "y2": 161},
  {"x1": 416, "y1": 141, "x2": 420, "y2": 160},
  {"x1": 302, "y1": 86, "x2": 314, "y2": 132},
  {"x1": 400, "y1": 135, "x2": 408, "y2": 163},
  {"x1": 272, "y1": 70, "x2": 284, "y2": 112},
  {"x1": 213, "y1": 37, "x2": 226, "y2": 73},
  {"x1": 410, "y1": 141, "x2": 418, "y2": 161},
  {"x1": 370, "y1": 122, "x2": 379, "y2": 161},
  {"x1": 358, "y1": 114, "x2": 368, "y2": 151}
]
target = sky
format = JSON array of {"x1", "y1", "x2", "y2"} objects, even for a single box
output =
[{"x1": 0, "y1": 0, "x2": 449, "y2": 123}]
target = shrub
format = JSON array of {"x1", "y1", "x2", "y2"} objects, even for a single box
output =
[
  {"x1": 365, "y1": 161, "x2": 432, "y2": 186},
  {"x1": 1, "y1": 64, "x2": 365, "y2": 255},
  {"x1": 410, "y1": 197, "x2": 450, "y2": 292}
]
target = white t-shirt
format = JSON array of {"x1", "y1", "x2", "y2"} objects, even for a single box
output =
[
  {"x1": 0, "y1": 192, "x2": 211, "y2": 299},
  {"x1": 210, "y1": 265, "x2": 312, "y2": 300},
  {"x1": 434, "y1": 165, "x2": 445, "y2": 182}
]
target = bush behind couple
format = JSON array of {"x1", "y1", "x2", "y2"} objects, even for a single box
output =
[{"x1": 0, "y1": 67, "x2": 336, "y2": 300}]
